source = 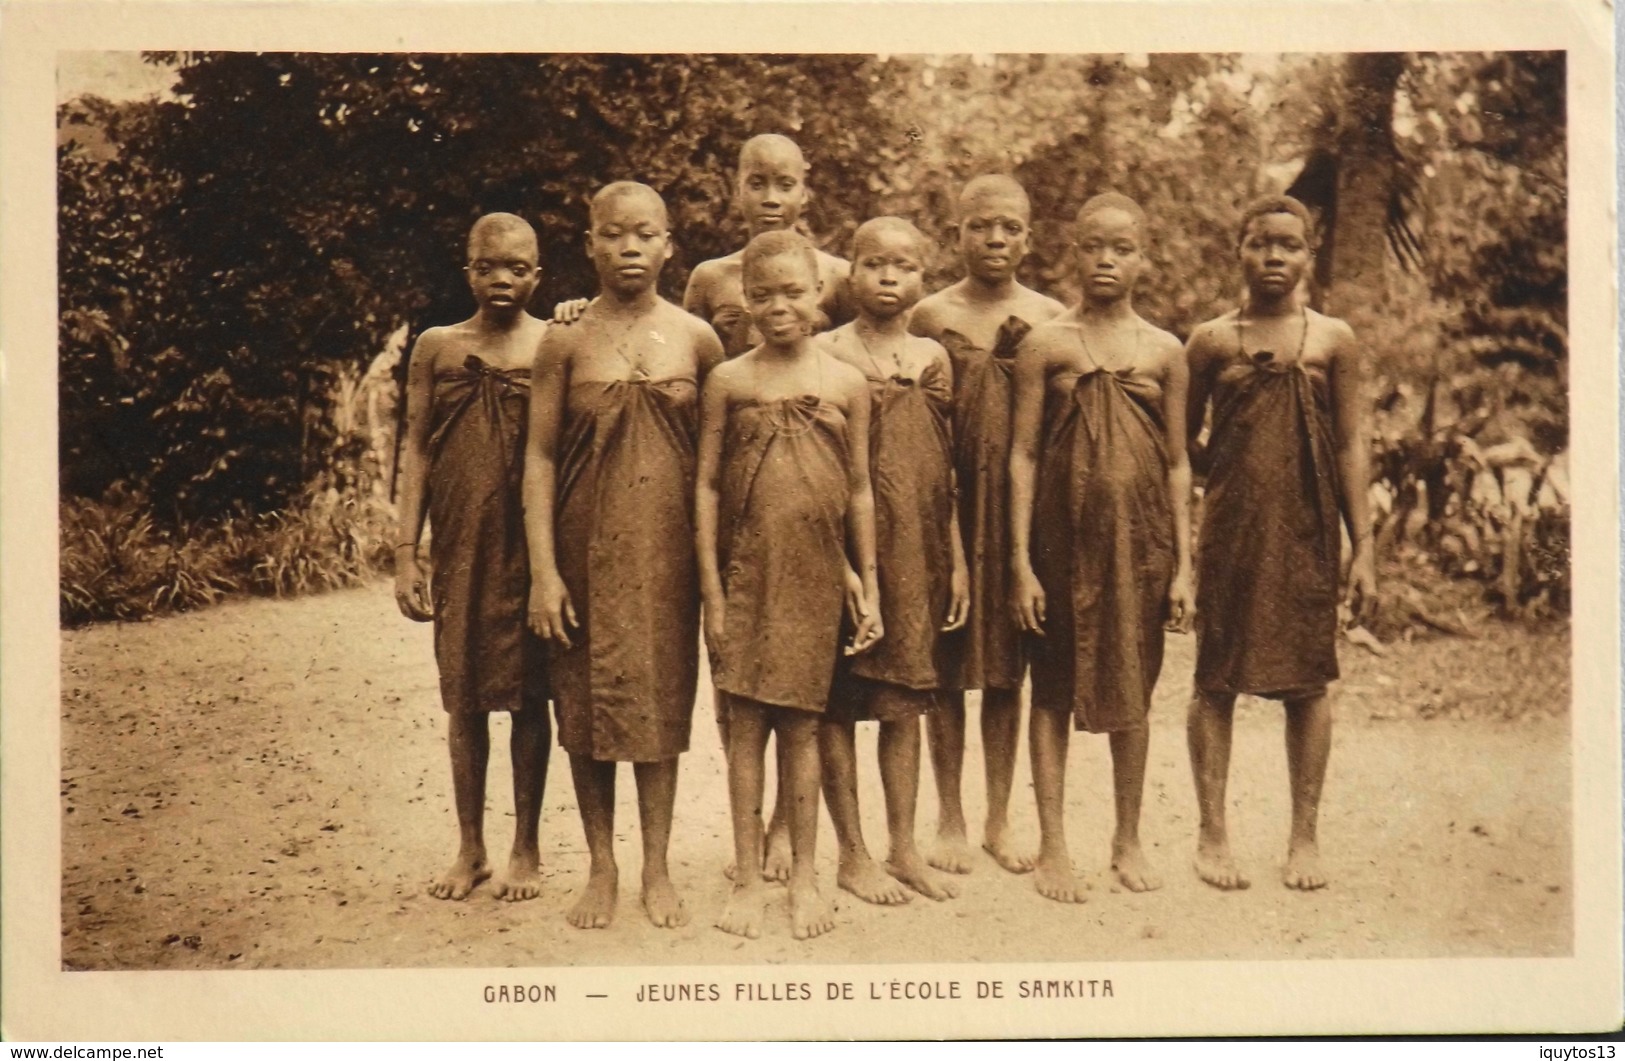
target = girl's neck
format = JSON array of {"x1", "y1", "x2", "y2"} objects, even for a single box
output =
[
  {"x1": 761, "y1": 335, "x2": 815, "y2": 361},
  {"x1": 855, "y1": 312, "x2": 909, "y2": 339},
  {"x1": 598, "y1": 286, "x2": 661, "y2": 316},
  {"x1": 1076, "y1": 295, "x2": 1137, "y2": 324},
  {"x1": 473, "y1": 306, "x2": 527, "y2": 333},
  {"x1": 1242, "y1": 292, "x2": 1299, "y2": 319},
  {"x1": 964, "y1": 273, "x2": 1019, "y2": 302}
]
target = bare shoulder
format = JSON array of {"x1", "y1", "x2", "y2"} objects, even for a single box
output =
[
  {"x1": 909, "y1": 290, "x2": 950, "y2": 336},
  {"x1": 1186, "y1": 311, "x2": 1238, "y2": 353},
  {"x1": 703, "y1": 354, "x2": 747, "y2": 396},
  {"x1": 1141, "y1": 320, "x2": 1185, "y2": 363},
  {"x1": 1019, "y1": 286, "x2": 1068, "y2": 322},
  {"x1": 1310, "y1": 308, "x2": 1359, "y2": 352},
  {"x1": 408, "y1": 325, "x2": 454, "y2": 373},
  {"x1": 1022, "y1": 314, "x2": 1072, "y2": 351},
  {"x1": 822, "y1": 349, "x2": 869, "y2": 395}
]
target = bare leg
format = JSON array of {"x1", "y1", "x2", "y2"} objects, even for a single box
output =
[
  {"x1": 1108, "y1": 726, "x2": 1161, "y2": 892},
  {"x1": 981, "y1": 685, "x2": 1034, "y2": 873},
  {"x1": 761, "y1": 748, "x2": 794, "y2": 884},
  {"x1": 1282, "y1": 691, "x2": 1332, "y2": 890},
  {"x1": 634, "y1": 758, "x2": 690, "y2": 926},
  {"x1": 924, "y1": 691, "x2": 972, "y2": 873},
  {"x1": 496, "y1": 705, "x2": 550, "y2": 901},
  {"x1": 429, "y1": 713, "x2": 493, "y2": 900},
  {"x1": 1029, "y1": 706, "x2": 1086, "y2": 902},
  {"x1": 779, "y1": 710, "x2": 835, "y2": 940},
  {"x1": 565, "y1": 754, "x2": 618, "y2": 928},
  {"x1": 1188, "y1": 690, "x2": 1249, "y2": 889},
  {"x1": 716, "y1": 697, "x2": 770, "y2": 938},
  {"x1": 880, "y1": 714, "x2": 957, "y2": 900},
  {"x1": 821, "y1": 717, "x2": 911, "y2": 905}
]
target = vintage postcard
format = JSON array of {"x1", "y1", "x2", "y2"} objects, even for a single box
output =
[{"x1": 2, "y1": 0, "x2": 1618, "y2": 1041}]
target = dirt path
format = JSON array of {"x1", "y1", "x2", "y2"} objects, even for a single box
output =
[{"x1": 61, "y1": 581, "x2": 1571, "y2": 970}]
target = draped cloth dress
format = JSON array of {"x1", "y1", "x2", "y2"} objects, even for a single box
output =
[
  {"x1": 1195, "y1": 353, "x2": 1342, "y2": 699},
  {"x1": 713, "y1": 396, "x2": 851, "y2": 713},
  {"x1": 553, "y1": 376, "x2": 700, "y2": 761},
  {"x1": 1029, "y1": 365, "x2": 1175, "y2": 732},
  {"x1": 832, "y1": 361, "x2": 957, "y2": 721},
  {"x1": 427, "y1": 356, "x2": 548, "y2": 715},
  {"x1": 938, "y1": 316, "x2": 1033, "y2": 692}
]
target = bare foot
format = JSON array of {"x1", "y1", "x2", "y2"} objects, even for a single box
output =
[
  {"x1": 982, "y1": 822, "x2": 1036, "y2": 875},
  {"x1": 1110, "y1": 837, "x2": 1163, "y2": 893},
  {"x1": 495, "y1": 848, "x2": 542, "y2": 902},
  {"x1": 761, "y1": 825, "x2": 793, "y2": 883},
  {"x1": 1193, "y1": 836, "x2": 1251, "y2": 891},
  {"x1": 788, "y1": 879, "x2": 836, "y2": 940},
  {"x1": 428, "y1": 851, "x2": 491, "y2": 901},
  {"x1": 566, "y1": 864, "x2": 618, "y2": 928},
  {"x1": 1282, "y1": 841, "x2": 1327, "y2": 890},
  {"x1": 926, "y1": 824, "x2": 974, "y2": 874},
  {"x1": 1033, "y1": 850, "x2": 1089, "y2": 903},
  {"x1": 715, "y1": 881, "x2": 766, "y2": 939},
  {"x1": 886, "y1": 850, "x2": 960, "y2": 901},
  {"x1": 641, "y1": 872, "x2": 691, "y2": 928},
  {"x1": 837, "y1": 853, "x2": 913, "y2": 905}
]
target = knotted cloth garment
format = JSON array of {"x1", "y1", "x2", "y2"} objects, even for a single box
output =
[
  {"x1": 714, "y1": 396, "x2": 851, "y2": 713},
  {"x1": 830, "y1": 360, "x2": 958, "y2": 722},
  {"x1": 1029, "y1": 368, "x2": 1174, "y2": 732},
  {"x1": 552, "y1": 376, "x2": 700, "y2": 761},
  {"x1": 938, "y1": 316, "x2": 1033, "y2": 691},
  {"x1": 427, "y1": 356, "x2": 547, "y2": 714},
  {"x1": 1195, "y1": 354, "x2": 1341, "y2": 699}
]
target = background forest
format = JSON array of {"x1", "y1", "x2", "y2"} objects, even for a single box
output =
[{"x1": 57, "y1": 51, "x2": 1568, "y2": 630}]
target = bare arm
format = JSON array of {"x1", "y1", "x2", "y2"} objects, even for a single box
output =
[
  {"x1": 682, "y1": 263, "x2": 712, "y2": 320},
  {"x1": 1159, "y1": 332, "x2": 1195, "y2": 630},
  {"x1": 840, "y1": 364, "x2": 882, "y2": 651},
  {"x1": 936, "y1": 345, "x2": 970, "y2": 631},
  {"x1": 692, "y1": 320, "x2": 725, "y2": 383},
  {"x1": 1184, "y1": 323, "x2": 1219, "y2": 466},
  {"x1": 695, "y1": 364, "x2": 732, "y2": 657},
  {"x1": 1328, "y1": 320, "x2": 1376, "y2": 617},
  {"x1": 392, "y1": 331, "x2": 438, "y2": 620},
  {"x1": 522, "y1": 327, "x2": 577, "y2": 645},
  {"x1": 1009, "y1": 329, "x2": 1048, "y2": 633}
]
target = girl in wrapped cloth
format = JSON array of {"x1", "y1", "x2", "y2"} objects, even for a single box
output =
[
  {"x1": 696, "y1": 229, "x2": 881, "y2": 941},
  {"x1": 394, "y1": 213, "x2": 551, "y2": 903},
  {"x1": 524, "y1": 183, "x2": 724, "y2": 930},
  {"x1": 1183, "y1": 195, "x2": 1375, "y2": 891},
  {"x1": 1010, "y1": 194, "x2": 1194, "y2": 903},
  {"x1": 820, "y1": 217, "x2": 969, "y2": 907},
  {"x1": 909, "y1": 175, "x2": 1066, "y2": 876}
]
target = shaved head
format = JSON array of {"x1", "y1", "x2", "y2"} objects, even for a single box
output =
[
  {"x1": 959, "y1": 174, "x2": 1031, "y2": 219},
  {"x1": 739, "y1": 133, "x2": 807, "y2": 172},
  {"x1": 467, "y1": 212, "x2": 537, "y2": 258},
  {"x1": 742, "y1": 229, "x2": 817, "y2": 283},
  {"x1": 590, "y1": 181, "x2": 669, "y2": 228},
  {"x1": 1238, "y1": 194, "x2": 1315, "y2": 247},
  {"x1": 1075, "y1": 192, "x2": 1147, "y2": 236},
  {"x1": 853, "y1": 215, "x2": 926, "y2": 258}
]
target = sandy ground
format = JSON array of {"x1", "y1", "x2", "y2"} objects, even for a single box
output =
[{"x1": 61, "y1": 580, "x2": 1572, "y2": 970}]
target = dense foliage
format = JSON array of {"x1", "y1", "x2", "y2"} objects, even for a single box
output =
[{"x1": 58, "y1": 51, "x2": 1568, "y2": 623}]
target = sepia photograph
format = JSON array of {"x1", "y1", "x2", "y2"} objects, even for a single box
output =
[{"x1": 4, "y1": 0, "x2": 1619, "y2": 1042}]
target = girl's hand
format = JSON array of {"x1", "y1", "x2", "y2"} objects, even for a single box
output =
[
  {"x1": 1166, "y1": 568, "x2": 1195, "y2": 634},
  {"x1": 849, "y1": 593, "x2": 884, "y2": 655},
  {"x1": 528, "y1": 572, "x2": 578, "y2": 647},
  {"x1": 1012, "y1": 566, "x2": 1046, "y2": 635},
  {"x1": 703, "y1": 599, "x2": 727, "y2": 667},
  {"x1": 551, "y1": 298, "x2": 592, "y2": 325},
  {"x1": 1346, "y1": 543, "x2": 1377, "y2": 626},
  {"x1": 943, "y1": 561, "x2": 969, "y2": 632},
  {"x1": 394, "y1": 553, "x2": 433, "y2": 622}
]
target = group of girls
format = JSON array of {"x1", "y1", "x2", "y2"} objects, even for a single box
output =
[{"x1": 392, "y1": 132, "x2": 1375, "y2": 942}]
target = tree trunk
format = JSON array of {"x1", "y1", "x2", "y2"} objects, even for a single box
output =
[{"x1": 1325, "y1": 53, "x2": 1406, "y2": 320}]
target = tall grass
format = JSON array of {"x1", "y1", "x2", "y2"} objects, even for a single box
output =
[{"x1": 60, "y1": 487, "x2": 397, "y2": 627}]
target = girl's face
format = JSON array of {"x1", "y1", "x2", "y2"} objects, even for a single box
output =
[
  {"x1": 1073, "y1": 207, "x2": 1145, "y2": 304},
  {"x1": 958, "y1": 192, "x2": 1031, "y2": 283},
  {"x1": 744, "y1": 251, "x2": 822, "y2": 344},
  {"x1": 465, "y1": 229, "x2": 540, "y2": 312},
  {"x1": 850, "y1": 227, "x2": 925, "y2": 320},
  {"x1": 586, "y1": 193, "x2": 673, "y2": 296},
  {"x1": 1239, "y1": 211, "x2": 1311, "y2": 301},
  {"x1": 736, "y1": 145, "x2": 810, "y2": 235}
]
